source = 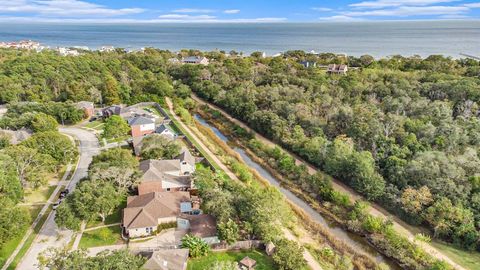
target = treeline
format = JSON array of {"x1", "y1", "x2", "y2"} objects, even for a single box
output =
[
  {"x1": 172, "y1": 53, "x2": 480, "y2": 251},
  {"x1": 0, "y1": 102, "x2": 84, "y2": 130},
  {"x1": 1, "y1": 48, "x2": 480, "y2": 251},
  {"x1": 197, "y1": 106, "x2": 450, "y2": 269},
  {"x1": 0, "y1": 49, "x2": 177, "y2": 105},
  {"x1": 0, "y1": 106, "x2": 77, "y2": 250}
]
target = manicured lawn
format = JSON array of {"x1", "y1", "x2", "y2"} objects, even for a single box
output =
[
  {"x1": 105, "y1": 135, "x2": 130, "y2": 144},
  {"x1": 431, "y1": 240, "x2": 480, "y2": 270},
  {"x1": 86, "y1": 200, "x2": 126, "y2": 228},
  {"x1": 84, "y1": 120, "x2": 104, "y2": 130},
  {"x1": 144, "y1": 106, "x2": 161, "y2": 116},
  {"x1": 164, "y1": 109, "x2": 222, "y2": 172},
  {"x1": 187, "y1": 250, "x2": 276, "y2": 270},
  {"x1": 24, "y1": 185, "x2": 57, "y2": 204},
  {"x1": 79, "y1": 226, "x2": 124, "y2": 249}
]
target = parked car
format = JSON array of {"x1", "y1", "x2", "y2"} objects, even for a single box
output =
[{"x1": 52, "y1": 199, "x2": 62, "y2": 210}]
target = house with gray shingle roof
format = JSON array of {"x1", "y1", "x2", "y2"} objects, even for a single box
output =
[
  {"x1": 128, "y1": 116, "x2": 156, "y2": 137},
  {"x1": 155, "y1": 124, "x2": 176, "y2": 140}
]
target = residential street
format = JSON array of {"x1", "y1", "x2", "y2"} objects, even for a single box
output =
[{"x1": 16, "y1": 127, "x2": 100, "y2": 270}]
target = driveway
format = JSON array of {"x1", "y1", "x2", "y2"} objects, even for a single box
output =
[
  {"x1": 86, "y1": 229, "x2": 187, "y2": 257},
  {"x1": 16, "y1": 127, "x2": 100, "y2": 270}
]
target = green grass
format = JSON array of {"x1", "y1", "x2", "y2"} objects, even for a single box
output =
[
  {"x1": 78, "y1": 226, "x2": 124, "y2": 249},
  {"x1": 144, "y1": 106, "x2": 161, "y2": 116},
  {"x1": 0, "y1": 232, "x2": 25, "y2": 268},
  {"x1": 105, "y1": 135, "x2": 130, "y2": 144},
  {"x1": 6, "y1": 206, "x2": 52, "y2": 270},
  {"x1": 24, "y1": 185, "x2": 57, "y2": 204},
  {"x1": 431, "y1": 240, "x2": 480, "y2": 270},
  {"x1": 187, "y1": 249, "x2": 276, "y2": 270},
  {"x1": 84, "y1": 120, "x2": 104, "y2": 130},
  {"x1": 86, "y1": 200, "x2": 126, "y2": 228},
  {"x1": 0, "y1": 204, "x2": 45, "y2": 268}
]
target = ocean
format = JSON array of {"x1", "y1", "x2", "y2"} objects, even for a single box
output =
[{"x1": 1, "y1": 21, "x2": 480, "y2": 58}]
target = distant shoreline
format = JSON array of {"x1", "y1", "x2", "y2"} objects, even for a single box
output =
[{"x1": 1, "y1": 21, "x2": 479, "y2": 58}]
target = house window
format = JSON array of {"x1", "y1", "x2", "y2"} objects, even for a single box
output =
[{"x1": 166, "y1": 188, "x2": 171, "y2": 191}]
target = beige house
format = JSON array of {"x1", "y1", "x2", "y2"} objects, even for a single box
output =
[
  {"x1": 138, "y1": 149, "x2": 196, "y2": 194},
  {"x1": 122, "y1": 191, "x2": 192, "y2": 238},
  {"x1": 327, "y1": 64, "x2": 348, "y2": 75},
  {"x1": 182, "y1": 56, "x2": 209, "y2": 65}
]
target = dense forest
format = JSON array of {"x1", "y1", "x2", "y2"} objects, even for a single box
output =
[{"x1": 0, "y1": 48, "x2": 480, "y2": 253}]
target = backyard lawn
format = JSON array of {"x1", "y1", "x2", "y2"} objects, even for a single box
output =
[
  {"x1": 78, "y1": 226, "x2": 124, "y2": 249},
  {"x1": 187, "y1": 249, "x2": 276, "y2": 270}
]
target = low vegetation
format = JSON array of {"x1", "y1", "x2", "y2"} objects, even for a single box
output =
[
  {"x1": 187, "y1": 249, "x2": 276, "y2": 270},
  {"x1": 38, "y1": 248, "x2": 145, "y2": 270},
  {"x1": 197, "y1": 106, "x2": 453, "y2": 269}
]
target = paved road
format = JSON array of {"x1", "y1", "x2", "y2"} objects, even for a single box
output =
[
  {"x1": 16, "y1": 127, "x2": 100, "y2": 270},
  {"x1": 192, "y1": 94, "x2": 465, "y2": 270}
]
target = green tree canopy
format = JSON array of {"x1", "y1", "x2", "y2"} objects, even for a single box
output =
[{"x1": 102, "y1": 115, "x2": 130, "y2": 139}]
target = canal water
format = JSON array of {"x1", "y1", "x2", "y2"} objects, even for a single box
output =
[{"x1": 194, "y1": 114, "x2": 400, "y2": 269}]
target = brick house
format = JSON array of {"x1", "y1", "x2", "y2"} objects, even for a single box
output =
[{"x1": 128, "y1": 116, "x2": 156, "y2": 138}]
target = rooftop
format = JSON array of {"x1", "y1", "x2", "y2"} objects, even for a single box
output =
[
  {"x1": 143, "y1": 249, "x2": 189, "y2": 270},
  {"x1": 123, "y1": 191, "x2": 191, "y2": 230}
]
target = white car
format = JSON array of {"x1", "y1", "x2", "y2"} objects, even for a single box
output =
[{"x1": 52, "y1": 199, "x2": 63, "y2": 210}]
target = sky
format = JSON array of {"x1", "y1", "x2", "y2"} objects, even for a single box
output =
[{"x1": 1, "y1": 0, "x2": 480, "y2": 23}]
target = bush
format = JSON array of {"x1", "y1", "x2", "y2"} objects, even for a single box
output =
[
  {"x1": 231, "y1": 161, "x2": 253, "y2": 183},
  {"x1": 31, "y1": 113, "x2": 58, "y2": 132},
  {"x1": 102, "y1": 115, "x2": 130, "y2": 139},
  {"x1": 157, "y1": 221, "x2": 176, "y2": 233},
  {"x1": 272, "y1": 239, "x2": 306, "y2": 270},
  {"x1": 181, "y1": 234, "x2": 211, "y2": 258}
]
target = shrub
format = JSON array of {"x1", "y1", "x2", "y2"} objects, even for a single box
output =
[
  {"x1": 157, "y1": 221, "x2": 176, "y2": 233},
  {"x1": 181, "y1": 234, "x2": 210, "y2": 258},
  {"x1": 102, "y1": 115, "x2": 130, "y2": 139},
  {"x1": 272, "y1": 239, "x2": 306, "y2": 270},
  {"x1": 31, "y1": 113, "x2": 58, "y2": 132}
]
